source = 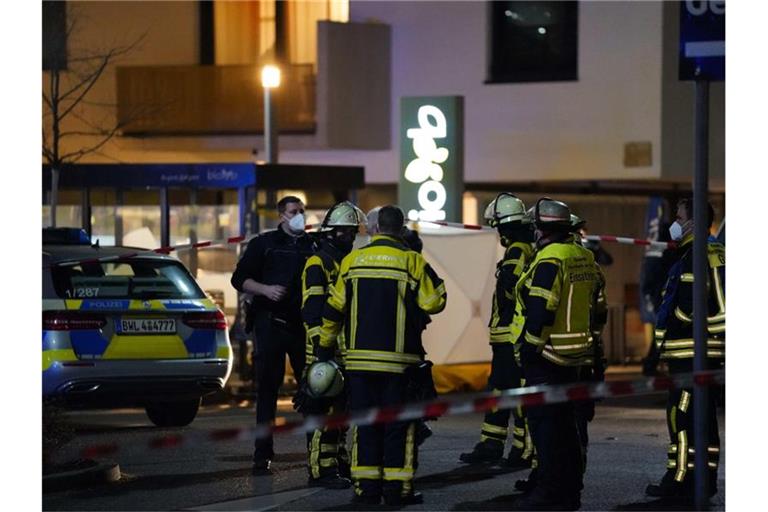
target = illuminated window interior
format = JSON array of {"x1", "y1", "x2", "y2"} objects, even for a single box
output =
[{"x1": 213, "y1": 0, "x2": 349, "y2": 70}]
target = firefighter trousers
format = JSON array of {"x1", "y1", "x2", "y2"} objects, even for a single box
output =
[
  {"x1": 347, "y1": 372, "x2": 418, "y2": 499},
  {"x1": 522, "y1": 356, "x2": 583, "y2": 500},
  {"x1": 479, "y1": 344, "x2": 533, "y2": 460},
  {"x1": 305, "y1": 392, "x2": 350, "y2": 479},
  {"x1": 663, "y1": 385, "x2": 720, "y2": 488}
]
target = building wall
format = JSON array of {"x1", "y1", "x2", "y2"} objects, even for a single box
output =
[
  {"x1": 43, "y1": 1, "x2": 200, "y2": 164},
  {"x1": 342, "y1": 0, "x2": 664, "y2": 183},
  {"x1": 46, "y1": 1, "x2": 669, "y2": 187}
]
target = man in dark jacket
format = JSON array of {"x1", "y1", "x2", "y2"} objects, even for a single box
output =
[{"x1": 231, "y1": 195, "x2": 318, "y2": 473}]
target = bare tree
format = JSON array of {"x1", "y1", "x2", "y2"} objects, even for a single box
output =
[{"x1": 42, "y1": 3, "x2": 153, "y2": 227}]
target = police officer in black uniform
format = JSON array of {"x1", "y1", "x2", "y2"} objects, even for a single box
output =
[{"x1": 231, "y1": 195, "x2": 318, "y2": 473}]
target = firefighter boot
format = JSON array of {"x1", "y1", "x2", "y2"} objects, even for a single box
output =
[{"x1": 459, "y1": 440, "x2": 504, "y2": 464}]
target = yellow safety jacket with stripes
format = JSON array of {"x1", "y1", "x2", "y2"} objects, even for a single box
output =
[
  {"x1": 654, "y1": 235, "x2": 725, "y2": 360},
  {"x1": 515, "y1": 240, "x2": 603, "y2": 367},
  {"x1": 319, "y1": 234, "x2": 447, "y2": 374},
  {"x1": 301, "y1": 241, "x2": 347, "y2": 364},
  {"x1": 489, "y1": 242, "x2": 534, "y2": 343}
]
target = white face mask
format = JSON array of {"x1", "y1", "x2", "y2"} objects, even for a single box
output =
[
  {"x1": 669, "y1": 221, "x2": 683, "y2": 241},
  {"x1": 288, "y1": 213, "x2": 306, "y2": 234}
]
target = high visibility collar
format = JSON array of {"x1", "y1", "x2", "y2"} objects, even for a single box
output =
[
  {"x1": 372, "y1": 234, "x2": 404, "y2": 244},
  {"x1": 680, "y1": 233, "x2": 694, "y2": 248},
  {"x1": 369, "y1": 234, "x2": 408, "y2": 251}
]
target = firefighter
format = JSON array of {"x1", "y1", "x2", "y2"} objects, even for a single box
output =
[
  {"x1": 512, "y1": 198, "x2": 603, "y2": 511},
  {"x1": 645, "y1": 198, "x2": 724, "y2": 499},
  {"x1": 570, "y1": 214, "x2": 608, "y2": 469},
  {"x1": 231, "y1": 195, "x2": 318, "y2": 473},
  {"x1": 295, "y1": 201, "x2": 366, "y2": 489},
  {"x1": 316, "y1": 205, "x2": 447, "y2": 506},
  {"x1": 368, "y1": 206, "x2": 436, "y2": 446},
  {"x1": 459, "y1": 193, "x2": 535, "y2": 469}
]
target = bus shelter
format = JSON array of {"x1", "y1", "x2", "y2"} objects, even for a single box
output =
[{"x1": 42, "y1": 162, "x2": 364, "y2": 246}]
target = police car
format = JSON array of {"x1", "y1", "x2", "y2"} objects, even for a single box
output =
[{"x1": 43, "y1": 228, "x2": 233, "y2": 426}]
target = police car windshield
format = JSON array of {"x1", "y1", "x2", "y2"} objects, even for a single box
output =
[{"x1": 48, "y1": 259, "x2": 206, "y2": 300}]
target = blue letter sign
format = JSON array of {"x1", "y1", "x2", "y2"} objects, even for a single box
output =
[{"x1": 679, "y1": 0, "x2": 725, "y2": 81}]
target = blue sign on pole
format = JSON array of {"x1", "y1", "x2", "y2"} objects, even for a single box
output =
[{"x1": 679, "y1": 0, "x2": 725, "y2": 81}]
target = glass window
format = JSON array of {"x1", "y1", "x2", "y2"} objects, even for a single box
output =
[
  {"x1": 213, "y1": 0, "x2": 348, "y2": 69},
  {"x1": 487, "y1": 1, "x2": 578, "y2": 83},
  {"x1": 49, "y1": 259, "x2": 205, "y2": 300}
]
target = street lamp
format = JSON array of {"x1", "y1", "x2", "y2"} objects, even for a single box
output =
[{"x1": 261, "y1": 64, "x2": 281, "y2": 164}]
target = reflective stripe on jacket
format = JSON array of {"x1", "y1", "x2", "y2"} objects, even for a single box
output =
[
  {"x1": 489, "y1": 242, "x2": 534, "y2": 343},
  {"x1": 656, "y1": 236, "x2": 725, "y2": 360},
  {"x1": 516, "y1": 241, "x2": 602, "y2": 367},
  {"x1": 319, "y1": 235, "x2": 447, "y2": 373},
  {"x1": 301, "y1": 241, "x2": 347, "y2": 364}
]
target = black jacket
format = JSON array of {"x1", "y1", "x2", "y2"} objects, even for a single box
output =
[{"x1": 231, "y1": 226, "x2": 318, "y2": 325}]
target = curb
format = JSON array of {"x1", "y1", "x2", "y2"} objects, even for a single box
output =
[{"x1": 43, "y1": 460, "x2": 121, "y2": 493}]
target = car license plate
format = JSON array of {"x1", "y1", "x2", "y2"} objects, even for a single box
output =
[{"x1": 118, "y1": 318, "x2": 176, "y2": 334}]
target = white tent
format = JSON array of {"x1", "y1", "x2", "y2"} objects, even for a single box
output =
[{"x1": 417, "y1": 225, "x2": 503, "y2": 392}]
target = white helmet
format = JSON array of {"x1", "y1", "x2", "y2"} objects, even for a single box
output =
[
  {"x1": 320, "y1": 201, "x2": 366, "y2": 231},
  {"x1": 533, "y1": 197, "x2": 572, "y2": 230},
  {"x1": 306, "y1": 360, "x2": 344, "y2": 398},
  {"x1": 483, "y1": 193, "x2": 528, "y2": 227}
]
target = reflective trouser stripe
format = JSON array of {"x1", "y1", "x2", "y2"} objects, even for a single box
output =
[
  {"x1": 383, "y1": 423, "x2": 416, "y2": 496},
  {"x1": 352, "y1": 467, "x2": 382, "y2": 478},
  {"x1": 309, "y1": 430, "x2": 341, "y2": 479},
  {"x1": 309, "y1": 430, "x2": 322, "y2": 479},
  {"x1": 481, "y1": 422, "x2": 508, "y2": 437},
  {"x1": 675, "y1": 430, "x2": 688, "y2": 482},
  {"x1": 669, "y1": 461, "x2": 719, "y2": 470}
]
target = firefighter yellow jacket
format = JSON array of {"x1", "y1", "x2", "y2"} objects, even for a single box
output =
[{"x1": 319, "y1": 234, "x2": 447, "y2": 373}]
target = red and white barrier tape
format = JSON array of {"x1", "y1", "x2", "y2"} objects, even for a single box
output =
[
  {"x1": 582, "y1": 235, "x2": 676, "y2": 250},
  {"x1": 414, "y1": 221, "x2": 675, "y2": 250},
  {"x1": 49, "y1": 223, "x2": 674, "y2": 268},
  {"x1": 414, "y1": 220, "x2": 491, "y2": 231},
  {"x1": 79, "y1": 369, "x2": 723, "y2": 458}
]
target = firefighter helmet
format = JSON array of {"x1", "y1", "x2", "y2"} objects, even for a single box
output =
[
  {"x1": 320, "y1": 201, "x2": 366, "y2": 231},
  {"x1": 483, "y1": 193, "x2": 528, "y2": 227},
  {"x1": 533, "y1": 198, "x2": 572, "y2": 230},
  {"x1": 306, "y1": 360, "x2": 344, "y2": 398},
  {"x1": 570, "y1": 213, "x2": 586, "y2": 231}
]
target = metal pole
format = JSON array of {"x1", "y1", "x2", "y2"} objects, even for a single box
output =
[
  {"x1": 238, "y1": 186, "x2": 247, "y2": 237},
  {"x1": 693, "y1": 79, "x2": 710, "y2": 510},
  {"x1": 160, "y1": 187, "x2": 170, "y2": 249},
  {"x1": 115, "y1": 189, "x2": 124, "y2": 246},
  {"x1": 81, "y1": 187, "x2": 91, "y2": 236},
  {"x1": 264, "y1": 88, "x2": 278, "y2": 164}
]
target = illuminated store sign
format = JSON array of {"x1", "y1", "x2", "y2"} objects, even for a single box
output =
[{"x1": 399, "y1": 96, "x2": 464, "y2": 222}]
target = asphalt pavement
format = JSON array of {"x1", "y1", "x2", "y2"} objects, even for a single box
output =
[{"x1": 43, "y1": 393, "x2": 725, "y2": 511}]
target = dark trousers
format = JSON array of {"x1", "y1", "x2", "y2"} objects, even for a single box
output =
[
  {"x1": 522, "y1": 354, "x2": 583, "y2": 499},
  {"x1": 663, "y1": 360, "x2": 721, "y2": 489},
  {"x1": 480, "y1": 344, "x2": 531, "y2": 459},
  {"x1": 573, "y1": 367, "x2": 596, "y2": 466},
  {"x1": 348, "y1": 372, "x2": 418, "y2": 499},
  {"x1": 251, "y1": 310, "x2": 306, "y2": 461}
]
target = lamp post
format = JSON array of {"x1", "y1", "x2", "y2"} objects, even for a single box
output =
[{"x1": 261, "y1": 65, "x2": 281, "y2": 164}]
